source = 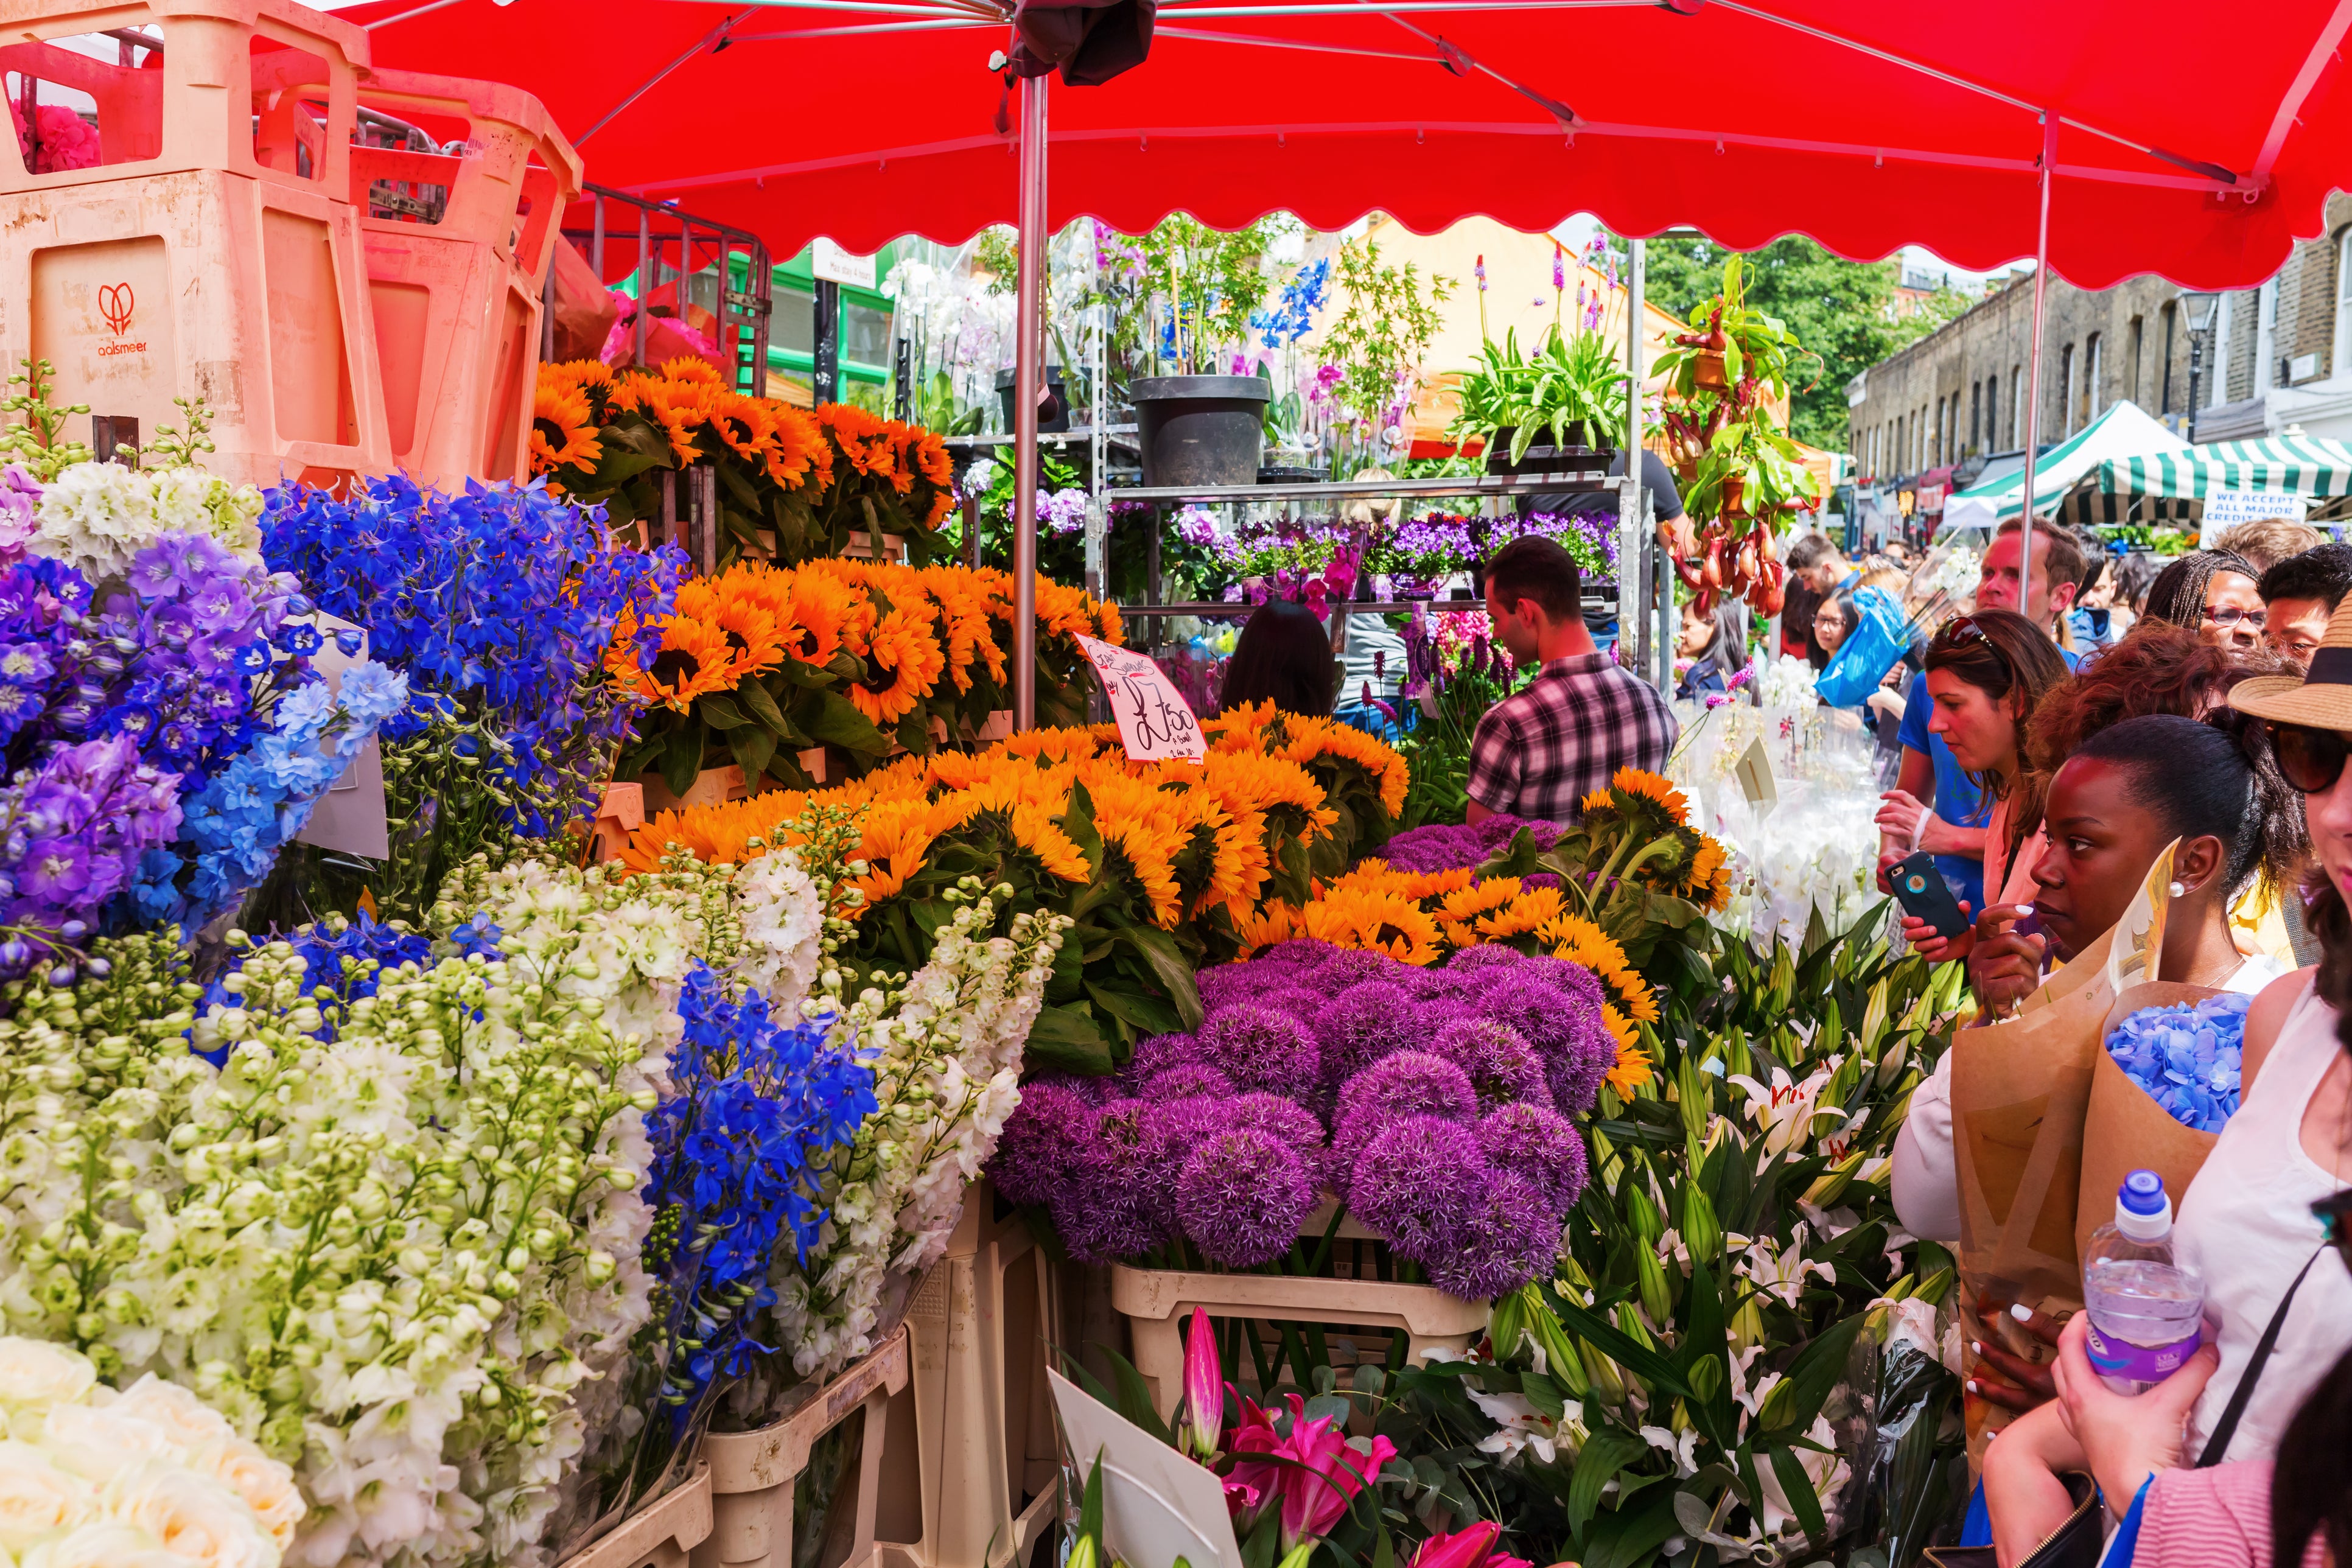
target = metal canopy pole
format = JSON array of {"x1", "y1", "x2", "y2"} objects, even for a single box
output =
[
  {"x1": 1619, "y1": 239, "x2": 1645, "y2": 676},
  {"x1": 1012, "y1": 73, "x2": 1049, "y2": 730},
  {"x1": 2019, "y1": 113, "x2": 2057, "y2": 588}
]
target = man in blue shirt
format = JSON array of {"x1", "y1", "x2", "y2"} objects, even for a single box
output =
[{"x1": 1875, "y1": 519, "x2": 2085, "y2": 905}]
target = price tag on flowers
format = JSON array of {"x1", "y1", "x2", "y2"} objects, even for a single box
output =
[{"x1": 1075, "y1": 634, "x2": 1206, "y2": 763}]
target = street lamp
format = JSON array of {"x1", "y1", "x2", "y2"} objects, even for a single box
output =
[{"x1": 2179, "y1": 289, "x2": 2222, "y2": 437}]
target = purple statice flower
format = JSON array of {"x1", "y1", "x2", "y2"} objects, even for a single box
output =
[
  {"x1": 1197, "y1": 1004, "x2": 1320, "y2": 1099},
  {"x1": 1175, "y1": 1127, "x2": 1319, "y2": 1267},
  {"x1": 1054, "y1": 1097, "x2": 1169, "y2": 1263},
  {"x1": 1317, "y1": 979, "x2": 1418, "y2": 1089},
  {"x1": 1426, "y1": 1171, "x2": 1555, "y2": 1300},
  {"x1": 989, "y1": 1077, "x2": 1101, "y2": 1208},
  {"x1": 1348, "y1": 1115, "x2": 1489, "y2": 1264},
  {"x1": 1140, "y1": 1063, "x2": 1236, "y2": 1102},
  {"x1": 1477, "y1": 1102, "x2": 1590, "y2": 1217},
  {"x1": 1428, "y1": 1017, "x2": 1553, "y2": 1111}
]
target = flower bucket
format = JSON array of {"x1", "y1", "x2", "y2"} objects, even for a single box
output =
[
  {"x1": 845, "y1": 530, "x2": 911, "y2": 564},
  {"x1": 640, "y1": 763, "x2": 748, "y2": 817},
  {"x1": 1109, "y1": 1263, "x2": 1489, "y2": 1422},
  {"x1": 696, "y1": 1326, "x2": 912, "y2": 1568},
  {"x1": 995, "y1": 365, "x2": 1070, "y2": 433},
  {"x1": 558, "y1": 1462, "x2": 714, "y2": 1568},
  {"x1": 1132, "y1": 375, "x2": 1270, "y2": 488},
  {"x1": 1693, "y1": 350, "x2": 1730, "y2": 390}
]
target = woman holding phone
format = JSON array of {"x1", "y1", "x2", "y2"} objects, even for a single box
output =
[{"x1": 1892, "y1": 609, "x2": 2070, "y2": 971}]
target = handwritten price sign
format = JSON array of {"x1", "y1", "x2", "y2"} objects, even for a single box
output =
[{"x1": 1076, "y1": 634, "x2": 1206, "y2": 763}]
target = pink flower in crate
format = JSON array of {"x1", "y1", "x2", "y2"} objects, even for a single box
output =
[
  {"x1": 1409, "y1": 1522, "x2": 1533, "y2": 1568},
  {"x1": 1226, "y1": 1394, "x2": 1396, "y2": 1550},
  {"x1": 1175, "y1": 1308, "x2": 1223, "y2": 1462}
]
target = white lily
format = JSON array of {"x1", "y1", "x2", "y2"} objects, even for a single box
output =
[
  {"x1": 1639, "y1": 1422, "x2": 1702, "y2": 1478},
  {"x1": 1465, "y1": 1388, "x2": 1573, "y2": 1466},
  {"x1": 1724, "y1": 1063, "x2": 1839, "y2": 1158},
  {"x1": 1735, "y1": 1223, "x2": 1837, "y2": 1308}
]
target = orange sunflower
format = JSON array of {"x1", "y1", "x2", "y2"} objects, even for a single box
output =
[
  {"x1": 530, "y1": 377, "x2": 603, "y2": 483},
  {"x1": 611, "y1": 613, "x2": 740, "y2": 711},
  {"x1": 847, "y1": 603, "x2": 948, "y2": 726},
  {"x1": 619, "y1": 791, "x2": 810, "y2": 873},
  {"x1": 768, "y1": 404, "x2": 833, "y2": 491},
  {"x1": 1535, "y1": 911, "x2": 1660, "y2": 1028},
  {"x1": 819, "y1": 404, "x2": 905, "y2": 489}
]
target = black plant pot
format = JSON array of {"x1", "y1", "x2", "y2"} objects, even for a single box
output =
[
  {"x1": 1132, "y1": 375, "x2": 1272, "y2": 488},
  {"x1": 1489, "y1": 423, "x2": 1615, "y2": 477},
  {"x1": 1257, "y1": 464, "x2": 1324, "y2": 483},
  {"x1": 995, "y1": 366, "x2": 1070, "y2": 433}
]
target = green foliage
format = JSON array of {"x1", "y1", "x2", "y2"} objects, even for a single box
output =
[
  {"x1": 1138, "y1": 215, "x2": 1289, "y2": 376},
  {"x1": 0, "y1": 357, "x2": 91, "y2": 480},
  {"x1": 1449, "y1": 327, "x2": 1633, "y2": 463},
  {"x1": 1323, "y1": 239, "x2": 1455, "y2": 443},
  {"x1": 1642, "y1": 237, "x2": 1930, "y2": 450}
]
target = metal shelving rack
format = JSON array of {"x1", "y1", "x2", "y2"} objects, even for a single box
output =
[{"x1": 1080, "y1": 472, "x2": 1676, "y2": 696}]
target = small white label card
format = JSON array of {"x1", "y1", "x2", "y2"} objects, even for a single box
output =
[{"x1": 293, "y1": 612, "x2": 391, "y2": 861}]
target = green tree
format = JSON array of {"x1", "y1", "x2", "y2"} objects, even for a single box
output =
[{"x1": 1639, "y1": 236, "x2": 1970, "y2": 450}]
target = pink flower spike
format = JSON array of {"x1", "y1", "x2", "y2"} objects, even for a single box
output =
[
  {"x1": 1552, "y1": 242, "x2": 1566, "y2": 290},
  {"x1": 1180, "y1": 1309, "x2": 1223, "y2": 1461},
  {"x1": 1409, "y1": 1522, "x2": 1502, "y2": 1568}
]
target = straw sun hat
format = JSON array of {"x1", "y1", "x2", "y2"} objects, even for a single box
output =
[{"x1": 2232, "y1": 592, "x2": 2352, "y2": 729}]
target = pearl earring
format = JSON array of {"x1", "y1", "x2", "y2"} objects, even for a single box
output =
[{"x1": 2168, "y1": 880, "x2": 2187, "y2": 897}]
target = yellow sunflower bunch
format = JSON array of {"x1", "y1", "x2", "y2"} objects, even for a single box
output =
[
  {"x1": 606, "y1": 561, "x2": 789, "y2": 711},
  {"x1": 1233, "y1": 855, "x2": 1569, "y2": 965},
  {"x1": 1577, "y1": 765, "x2": 1735, "y2": 913},
  {"x1": 1535, "y1": 910, "x2": 1659, "y2": 1096}
]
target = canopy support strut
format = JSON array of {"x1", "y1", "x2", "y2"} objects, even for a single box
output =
[
  {"x1": 2019, "y1": 112, "x2": 2056, "y2": 580},
  {"x1": 1012, "y1": 72, "x2": 1049, "y2": 731}
]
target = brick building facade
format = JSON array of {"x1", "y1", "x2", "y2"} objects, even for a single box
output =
[{"x1": 1846, "y1": 193, "x2": 2352, "y2": 488}]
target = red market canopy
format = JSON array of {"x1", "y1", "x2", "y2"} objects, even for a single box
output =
[{"x1": 350, "y1": 0, "x2": 2352, "y2": 290}]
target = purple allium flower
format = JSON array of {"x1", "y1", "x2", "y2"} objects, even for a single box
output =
[
  {"x1": 1477, "y1": 1101, "x2": 1590, "y2": 1217},
  {"x1": 1053, "y1": 1097, "x2": 1167, "y2": 1262},
  {"x1": 1470, "y1": 979, "x2": 1615, "y2": 1113},
  {"x1": 1258, "y1": 938, "x2": 1339, "y2": 971},
  {"x1": 1248, "y1": 984, "x2": 1328, "y2": 1029},
  {"x1": 991, "y1": 1077, "x2": 1099, "y2": 1207},
  {"x1": 1196, "y1": 962, "x2": 1270, "y2": 1013},
  {"x1": 1197, "y1": 1003, "x2": 1321, "y2": 1099},
  {"x1": 1424, "y1": 1171, "x2": 1555, "y2": 1300},
  {"x1": 1347, "y1": 1115, "x2": 1489, "y2": 1263},
  {"x1": 1175, "y1": 1127, "x2": 1318, "y2": 1267},
  {"x1": 1428, "y1": 1017, "x2": 1553, "y2": 1111},
  {"x1": 1524, "y1": 955, "x2": 1606, "y2": 1008},
  {"x1": 1332, "y1": 1051, "x2": 1478, "y2": 1189},
  {"x1": 1317, "y1": 979, "x2": 1418, "y2": 1088},
  {"x1": 1314, "y1": 948, "x2": 1408, "y2": 995},
  {"x1": 1224, "y1": 1090, "x2": 1328, "y2": 1152},
  {"x1": 1141, "y1": 1063, "x2": 1237, "y2": 1102},
  {"x1": 1446, "y1": 944, "x2": 1529, "y2": 976},
  {"x1": 1124, "y1": 1031, "x2": 1203, "y2": 1087}
]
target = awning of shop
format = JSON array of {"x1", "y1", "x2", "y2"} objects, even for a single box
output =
[
  {"x1": 1938, "y1": 401, "x2": 2187, "y2": 533},
  {"x1": 2093, "y1": 433, "x2": 2352, "y2": 501}
]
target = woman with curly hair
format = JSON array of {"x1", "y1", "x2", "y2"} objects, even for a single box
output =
[{"x1": 2143, "y1": 547, "x2": 2267, "y2": 649}]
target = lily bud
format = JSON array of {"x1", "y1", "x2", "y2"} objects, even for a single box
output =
[{"x1": 1680, "y1": 1183, "x2": 1721, "y2": 1265}]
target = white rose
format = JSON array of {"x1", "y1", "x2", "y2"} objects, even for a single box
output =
[
  {"x1": 0, "y1": 1341, "x2": 96, "y2": 1413},
  {"x1": 18, "y1": 1520, "x2": 192, "y2": 1568},
  {"x1": 191, "y1": 1438, "x2": 301, "y2": 1551},
  {"x1": 107, "y1": 1463, "x2": 279, "y2": 1568},
  {"x1": 40, "y1": 1404, "x2": 181, "y2": 1485},
  {"x1": 0, "y1": 1440, "x2": 96, "y2": 1553},
  {"x1": 106, "y1": 1377, "x2": 236, "y2": 1457}
]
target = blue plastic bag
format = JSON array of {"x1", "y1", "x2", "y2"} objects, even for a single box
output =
[{"x1": 1814, "y1": 585, "x2": 1910, "y2": 708}]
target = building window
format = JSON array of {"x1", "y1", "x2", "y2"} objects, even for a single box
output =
[
  {"x1": 2011, "y1": 365, "x2": 2024, "y2": 448},
  {"x1": 2085, "y1": 332, "x2": 2102, "y2": 424},
  {"x1": 2059, "y1": 343, "x2": 2076, "y2": 436},
  {"x1": 2159, "y1": 302, "x2": 2178, "y2": 413},
  {"x1": 1969, "y1": 381, "x2": 1981, "y2": 451},
  {"x1": 2210, "y1": 292, "x2": 2233, "y2": 407},
  {"x1": 2127, "y1": 316, "x2": 2144, "y2": 408},
  {"x1": 2257, "y1": 278, "x2": 2279, "y2": 394},
  {"x1": 2334, "y1": 229, "x2": 2352, "y2": 379}
]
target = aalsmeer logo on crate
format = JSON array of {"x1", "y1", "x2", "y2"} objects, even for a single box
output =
[{"x1": 96, "y1": 282, "x2": 145, "y2": 357}]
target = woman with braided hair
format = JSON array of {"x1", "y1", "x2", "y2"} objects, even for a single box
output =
[{"x1": 2143, "y1": 547, "x2": 2267, "y2": 650}]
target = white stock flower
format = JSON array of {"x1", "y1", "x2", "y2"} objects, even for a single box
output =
[{"x1": 30, "y1": 462, "x2": 263, "y2": 583}]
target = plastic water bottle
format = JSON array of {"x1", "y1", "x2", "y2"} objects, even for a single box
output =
[{"x1": 2081, "y1": 1169, "x2": 2205, "y2": 1395}]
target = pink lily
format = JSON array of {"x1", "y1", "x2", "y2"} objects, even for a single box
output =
[
  {"x1": 1177, "y1": 1309, "x2": 1223, "y2": 1463},
  {"x1": 1226, "y1": 1395, "x2": 1398, "y2": 1550},
  {"x1": 1407, "y1": 1522, "x2": 1535, "y2": 1568}
]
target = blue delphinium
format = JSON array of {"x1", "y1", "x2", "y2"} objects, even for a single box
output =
[
  {"x1": 642, "y1": 961, "x2": 876, "y2": 1419},
  {"x1": 191, "y1": 909, "x2": 439, "y2": 1063},
  {"x1": 259, "y1": 475, "x2": 684, "y2": 838}
]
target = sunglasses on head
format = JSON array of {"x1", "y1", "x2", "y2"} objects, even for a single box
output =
[
  {"x1": 1933, "y1": 615, "x2": 2014, "y2": 676},
  {"x1": 2267, "y1": 721, "x2": 2352, "y2": 794}
]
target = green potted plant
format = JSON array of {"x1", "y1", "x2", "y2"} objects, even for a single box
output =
[
  {"x1": 1651, "y1": 254, "x2": 1820, "y2": 405},
  {"x1": 1451, "y1": 325, "x2": 1632, "y2": 472}
]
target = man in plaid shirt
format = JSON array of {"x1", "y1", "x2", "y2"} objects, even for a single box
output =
[{"x1": 1465, "y1": 536, "x2": 1678, "y2": 824}]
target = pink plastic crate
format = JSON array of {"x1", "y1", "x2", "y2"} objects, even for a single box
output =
[
  {"x1": 351, "y1": 66, "x2": 579, "y2": 489},
  {"x1": 0, "y1": 0, "x2": 394, "y2": 489}
]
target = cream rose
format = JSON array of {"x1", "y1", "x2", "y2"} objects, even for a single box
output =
[
  {"x1": 16, "y1": 1519, "x2": 191, "y2": 1568},
  {"x1": 107, "y1": 1463, "x2": 279, "y2": 1568},
  {"x1": 40, "y1": 1404, "x2": 182, "y2": 1485},
  {"x1": 0, "y1": 1340, "x2": 96, "y2": 1412},
  {"x1": 0, "y1": 1439, "x2": 95, "y2": 1554},
  {"x1": 195, "y1": 1440, "x2": 304, "y2": 1551},
  {"x1": 108, "y1": 1377, "x2": 236, "y2": 1458}
]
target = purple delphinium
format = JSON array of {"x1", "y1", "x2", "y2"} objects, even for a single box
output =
[
  {"x1": 1175, "y1": 1127, "x2": 1319, "y2": 1267},
  {"x1": 1477, "y1": 1101, "x2": 1590, "y2": 1216},
  {"x1": 1426, "y1": 1171, "x2": 1556, "y2": 1299},
  {"x1": 1347, "y1": 1115, "x2": 1489, "y2": 1263},
  {"x1": 1197, "y1": 1003, "x2": 1321, "y2": 1099},
  {"x1": 1429, "y1": 1017, "x2": 1554, "y2": 1112},
  {"x1": 990, "y1": 1076, "x2": 1101, "y2": 1207},
  {"x1": 1140, "y1": 1063, "x2": 1237, "y2": 1102},
  {"x1": 1317, "y1": 979, "x2": 1419, "y2": 1088}
]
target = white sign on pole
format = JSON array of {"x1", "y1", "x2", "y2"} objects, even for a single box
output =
[
  {"x1": 811, "y1": 238, "x2": 878, "y2": 289},
  {"x1": 2199, "y1": 488, "x2": 2308, "y2": 544},
  {"x1": 1076, "y1": 634, "x2": 1206, "y2": 762}
]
